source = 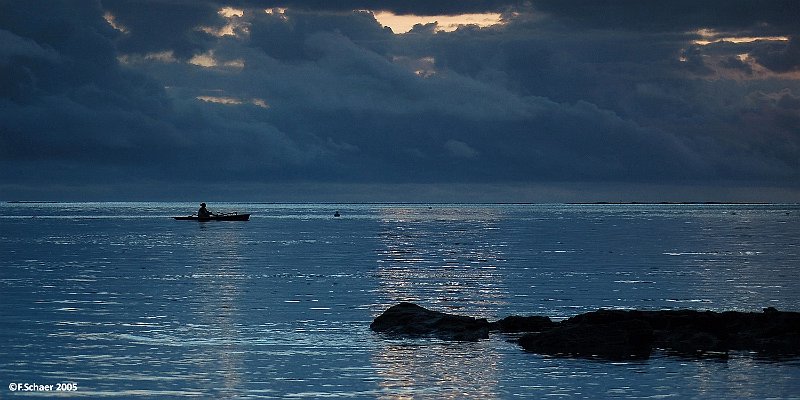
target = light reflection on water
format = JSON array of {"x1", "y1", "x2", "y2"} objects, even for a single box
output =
[
  {"x1": 372, "y1": 339, "x2": 502, "y2": 399},
  {"x1": 375, "y1": 206, "x2": 509, "y2": 317},
  {"x1": 191, "y1": 225, "x2": 247, "y2": 398},
  {"x1": 0, "y1": 203, "x2": 799, "y2": 398}
]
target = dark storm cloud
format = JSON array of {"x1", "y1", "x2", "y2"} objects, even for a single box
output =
[
  {"x1": 247, "y1": 8, "x2": 391, "y2": 61},
  {"x1": 0, "y1": 1, "x2": 314, "y2": 186},
  {"x1": 752, "y1": 37, "x2": 800, "y2": 73},
  {"x1": 0, "y1": 1, "x2": 152, "y2": 162},
  {"x1": 190, "y1": 27, "x2": 698, "y2": 183},
  {"x1": 221, "y1": 0, "x2": 520, "y2": 16},
  {"x1": 102, "y1": 0, "x2": 223, "y2": 59},
  {"x1": 0, "y1": 1, "x2": 118, "y2": 86},
  {"x1": 530, "y1": 0, "x2": 800, "y2": 34},
  {"x1": 1, "y1": 0, "x2": 799, "y2": 200},
  {"x1": 0, "y1": 29, "x2": 58, "y2": 62}
]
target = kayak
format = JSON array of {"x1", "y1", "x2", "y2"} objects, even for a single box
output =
[{"x1": 173, "y1": 213, "x2": 250, "y2": 221}]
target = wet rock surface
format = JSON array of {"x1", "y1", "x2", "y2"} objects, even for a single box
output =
[
  {"x1": 371, "y1": 303, "x2": 800, "y2": 360},
  {"x1": 370, "y1": 302, "x2": 490, "y2": 341},
  {"x1": 519, "y1": 317, "x2": 654, "y2": 360},
  {"x1": 489, "y1": 315, "x2": 555, "y2": 333}
]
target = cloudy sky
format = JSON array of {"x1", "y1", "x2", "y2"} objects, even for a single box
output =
[{"x1": 1, "y1": 1, "x2": 799, "y2": 202}]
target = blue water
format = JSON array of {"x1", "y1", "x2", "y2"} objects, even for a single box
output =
[{"x1": 1, "y1": 202, "x2": 799, "y2": 398}]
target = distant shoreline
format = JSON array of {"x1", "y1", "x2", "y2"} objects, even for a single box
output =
[{"x1": 567, "y1": 201, "x2": 773, "y2": 205}]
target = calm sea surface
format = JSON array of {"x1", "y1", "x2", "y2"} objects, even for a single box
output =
[{"x1": 1, "y1": 202, "x2": 799, "y2": 398}]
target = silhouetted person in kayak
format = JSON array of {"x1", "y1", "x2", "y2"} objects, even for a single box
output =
[{"x1": 198, "y1": 203, "x2": 214, "y2": 218}]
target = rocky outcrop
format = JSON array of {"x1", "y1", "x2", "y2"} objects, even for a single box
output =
[
  {"x1": 371, "y1": 303, "x2": 800, "y2": 361},
  {"x1": 489, "y1": 315, "x2": 555, "y2": 333},
  {"x1": 518, "y1": 317, "x2": 654, "y2": 360},
  {"x1": 370, "y1": 302, "x2": 490, "y2": 341},
  {"x1": 525, "y1": 307, "x2": 800, "y2": 359}
]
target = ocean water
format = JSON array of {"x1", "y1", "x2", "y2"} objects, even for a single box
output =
[{"x1": 1, "y1": 202, "x2": 799, "y2": 399}]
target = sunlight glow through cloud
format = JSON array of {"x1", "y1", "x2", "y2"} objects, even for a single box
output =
[
  {"x1": 197, "y1": 95, "x2": 269, "y2": 108},
  {"x1": 189, "y1": 52, "x2": 217, "y2": 67},
  {"x1": 198, "y1": 24, "x2": 236, "y2": 37},
  {"x1": 692, "y1": 28, "x2": 789, "y2": 45},
  {"x1": 146, "y1": 50, "x2": 177, "y2": 63},
  {"x1": 265, "y1": 8, "x2": 289, "y2": 20},
  {"x1": 198, "y1": 7, "x2": 247, "y2": 37},
  {"x1": 219, "y1": 7, "x2": 243, "y2": 18},
  {"x1": 373, "y1": 11, "x2": 503, "y2": 33},
  {"x1": 392, "y1": 55, "x2": 437, "y2": 77},
  {"x1": 117, "y1": 51, "x2": 178, "y2": 65},
  {"x1": 189, "y1": 50, "x2": 244, "y2": 68},
  {"x1": 103, "y1": 12, "x2": 128, "y2": 33}
]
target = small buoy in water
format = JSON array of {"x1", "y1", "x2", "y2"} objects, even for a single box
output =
[{"x1": 334, "y1": 211, "x2": 341, "y2": 217}]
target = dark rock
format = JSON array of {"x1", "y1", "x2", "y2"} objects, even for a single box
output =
[
  {"x1": 562, "y1": 309, "x2": 648, "y2": 325},
  {"x1": 490, "y1": 315, "x2": 554, "y2": 333},
  {"x1": 659, "y1": 328, "x2": 729, "y2": 359},
  {"x1": 519, "y1": 318, "x2": 654, "y2": 360},
  {"x1": 641, "y1": 308, "x2": 800, "y2": 358},
  {"x1": 370, "y1": 302, "x2": 489, "y2": 341},
  {"x1": 538, "y1": 308, "x2": 800, "y2": 360},
  {"x1": 642, "y1": 310, "x2": 732, "y2": 357},
  {"x1": 725, "y1": 308, "x2": 800, "y2": 357},
  {"x1": 370, "y1": 303, "x2": 800, "y2": 361}
]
